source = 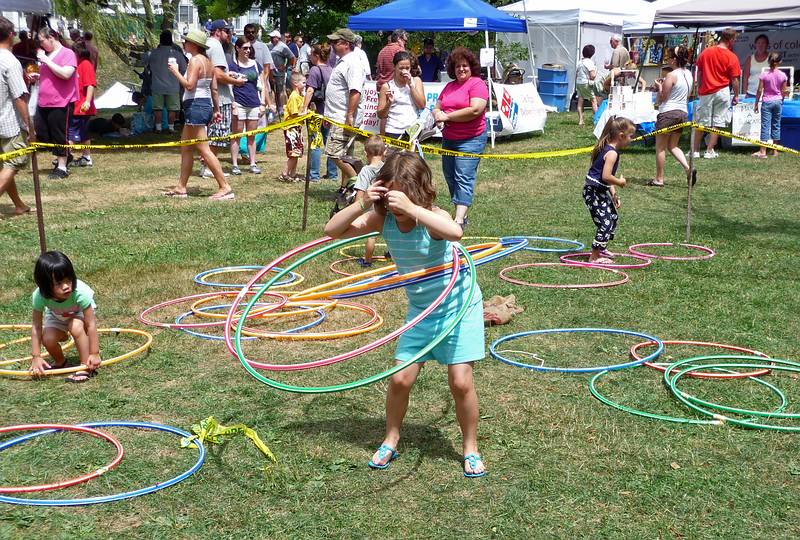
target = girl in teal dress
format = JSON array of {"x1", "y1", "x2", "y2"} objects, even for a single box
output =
[{"x1": 324, "y1": 152, "x2": 486, "y2": 478}]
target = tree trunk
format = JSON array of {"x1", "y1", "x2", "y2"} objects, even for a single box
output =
[{"x1": 162, "y1": 0, "x2": 181, "y2": 31}]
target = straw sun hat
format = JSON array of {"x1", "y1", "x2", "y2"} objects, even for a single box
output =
[{"x1": 184, "y1": 28, "x2": 209, "y2": 49}]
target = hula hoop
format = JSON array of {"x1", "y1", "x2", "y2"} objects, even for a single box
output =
[
  {"x1": 138, "y1": 291, "x2": 288, "y2": 329},
  {"x1": 233, "y1": 239, "x2": 458, "y2": 370},
  {"x1": 289, "y1": 241, "x2": 501, "y2": 302},
  {"x1": 665, "y1": 356, "x2": 800, "y2": 431},
  {"x1": 0, "y1": 324, "x2": 75, "y2": 366},
  {"x1": 498, "y1": 262, "x2": 629, "y2": 289},
  {"x1": 193, "y1": 265, "x2": 303, "y2": 289},
  {"x1": 0, "y1": 421, "x2": 205, "y2": 506},
  {"x1": 0, "y1": 328, "x2": 153, "y2": 378},
  {"x1": 490, "y1": 328, "x2": 664, "y2": 373},
  {"x1": 628, "y1": 242, "x2": 716, "y2": 261},
  {"x1": 589, "y1": 364, "x2": 787, "y2": 425},
  {"x1": 500, "y1": 236, "x2": 584, "y2": 253},
  {"x1": 0, "y1": 424, "x2": 124, "y2": 494},
  {"x1": 176, "y1": 304, "x2": 327, "y2": 341},
  {"x1": 630, "y1": 340, "x2": 770, "y2": 379},
  {"x1": 559, "y1": 252, "x2": 653, "y2": 270},
  {"x1": 226, "y1": 235, "x2": 475, "y2": 392},
  {"x1": 329, "y1": 257, "x2": 392, "y2": 277},
  {"x1": 239, "y1": 300, "x2": 383, "y2": 341},
  {"x1": 190, "y1": 294, "x2": 337, "y2": 321}
]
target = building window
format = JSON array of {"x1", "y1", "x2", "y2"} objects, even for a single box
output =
[{"x1": 178, "y1": 5, "x2": 192, "y2": 24}]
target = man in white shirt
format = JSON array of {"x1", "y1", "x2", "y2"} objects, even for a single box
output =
[
  {"x1": 324, "y1": 28, "x2": 366, "y2": 185},
  {"x1": 204, "y1": 19, "x2": 246, "y2": 177},
  {"x1": 353, "y1": 34, "x2": 372, "y2": 80},
  {"x1": 0, "y1": 16, "x2": 33, "y2": 214}
]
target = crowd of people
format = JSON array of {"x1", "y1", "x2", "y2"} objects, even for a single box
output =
[{"x1": 575, "y1": 27, "x2": 791, "y2": 187}]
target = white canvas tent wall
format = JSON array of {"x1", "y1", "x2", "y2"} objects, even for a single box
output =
[
  {"x1": 653, "y1": 0, "x2": 800, "y2": 25},
  {"x1": 499, "y1": 0, "x2": 653, "y2": 100}
]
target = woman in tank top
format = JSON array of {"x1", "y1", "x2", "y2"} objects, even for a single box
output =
[
  {"x1": 377, "y1": 51, "x2": 426, "y2": 139},
  {"x1": 165, "y1": 29, "x2": 233, "y2": 200},
  {"x1": 742, "y1": 34, "x2": 770, "y2": 98},
  {"x1": 650, "y1": 45, "x2": 695, "y2": 187}
]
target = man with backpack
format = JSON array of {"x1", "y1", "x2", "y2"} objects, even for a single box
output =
[{"x1": 303, "y1": 42, "x2": 337, "y2": 181}]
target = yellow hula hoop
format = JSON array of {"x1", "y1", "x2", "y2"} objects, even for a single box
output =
[
  {"x1": 0, "y1": 324, "x2": 75, "y2": 366},
  {"x1": 189, "y1": 294, "x2": 339, "y2": 320},
  {"x1": 336, "y1": 237, "x2": 499, "y2": 259},
  {"x1": 196, "y1": 267, "x2": 305, "y2": 290},
  {"x1": 290, "y1": 242, "x2": 503, "y2": 302},
  {"x1": 239, "y1": 300, "x2": 384, "y2": 340},
  {"x1": 0, "y1": 328, "x2": 153, "y2": 378}
]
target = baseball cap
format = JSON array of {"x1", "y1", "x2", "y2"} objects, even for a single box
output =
[
  {"x1": 269, "y1": 29, "x2": 281, "y2": 38},
  {"x1": 327, "y1": 28, "x2": 357, "y2": 44},
  {"x1": 210, "y1": 19, "x2": 232, "y2": 32}
]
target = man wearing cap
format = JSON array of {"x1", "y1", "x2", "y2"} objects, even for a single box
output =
[
  {"x1": 324, "y1": 28, "x2": 366, "y2": 185},
  {"x1": 376, "y1": 29, "x2": 407, "y2": 89},
  {"x1": 203, "y1": 19, "x2": 246, "y2": 177},
  {"x1": 605, "y1": 34, "x2": 630, "y2": 70},
  {"x1": 268, "y1": 29, "x2": 296, "y2": 114},
  {"x1": 418, "y1": 38, "x2": 444, "y2": 82},
  {"x1": 243, "y1": 24, "x2": 275, "y2": 92}
]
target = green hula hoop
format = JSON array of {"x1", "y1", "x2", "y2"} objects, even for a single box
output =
[
  {"x1": 666, "y1": 355, "x2": 800, "y2": 431},
  {"x1": 589, "y1": 364, "x2": 787, "y2": 425},
  {"x1": 233, "y1": 234, "x2": 476, "y2": 394}
]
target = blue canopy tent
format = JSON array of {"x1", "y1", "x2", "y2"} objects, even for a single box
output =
[
  {"x1": 348, "y1": 0, "x2": 527, "y2": 33},
  {"x1": 348, "y1": 0, "x2": 535, "y2": 146}
]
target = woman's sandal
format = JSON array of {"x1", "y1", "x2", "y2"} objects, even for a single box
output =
[
  {"x1": 463, "y1": 453, "x2": 487, "y2": 478},
  {"x1": 209, "y1": 191, "x2": 235, "y2": 201},
  {"x1": 163, "y1": 190, "x2": 188, "y2": 198},
  {"x1": 368, "y1": 443, "x2": 399, "y2": 470},
  {"x1": 646, "y1": 179, "x2": 665, "y2": 187}
]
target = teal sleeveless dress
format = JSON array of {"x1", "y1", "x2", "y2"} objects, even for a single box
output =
[{"x1": 383, "y1": 212, "x2": 485, "y2": 365}]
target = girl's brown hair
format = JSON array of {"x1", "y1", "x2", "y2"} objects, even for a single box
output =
[
  {"x1": 373, "y1": 152, "x2": 436, "y2": 211},
  {"x1": 592, "y1": 117, "x2": 635, "y2": 162},
  {"x1": 768, "y1": 52, "x2": 782, "y2": 69}
]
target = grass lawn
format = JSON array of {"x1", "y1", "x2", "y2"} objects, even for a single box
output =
[{"x1": 1, "y1": 111, "x2": 799, "y2": 539}]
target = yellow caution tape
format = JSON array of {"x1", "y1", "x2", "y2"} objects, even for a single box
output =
[{"x1": 180, "y1": 416, "x2": 277, "y2": 463}]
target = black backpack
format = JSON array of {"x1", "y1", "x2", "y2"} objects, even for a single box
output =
[{"x1": 311, "y1": 65, "x2": 328, "y2": 103}]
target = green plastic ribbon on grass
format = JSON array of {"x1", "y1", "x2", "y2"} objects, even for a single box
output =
[{"x1": 180, "y1": 416, "x2": 276, "y2": 462}]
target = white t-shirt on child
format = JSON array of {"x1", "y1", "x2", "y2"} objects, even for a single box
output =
[
  {"x1": 576, "y1": 58, "x2": 596, "y2": 85},
  {"x1": 354, "y1": 163, "x2": 384, "y2": 192}
]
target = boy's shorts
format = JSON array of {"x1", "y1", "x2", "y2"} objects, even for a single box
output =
[
  {"x1": 283, "y1": 125, "x2": 304, "y2": 157},
  {"x1": 68, "y1": 116, "x2": 91, "y2": 143},
  {"x1": 576, "y1": 83, "x2": 594, "y2": 100}
]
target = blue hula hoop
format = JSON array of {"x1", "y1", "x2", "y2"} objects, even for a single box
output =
[
  {"x1": 0, "y1": 421, "x2": 205, "y2": 507},
  {"x1": 332, "y1": 236, "x2": 528, "y2": 299},
  {"x1": 175, "y1": 303, "x2": 327, "y2": 341},
  {"x1": 500, "y1": 236, "x2": 584, "y2": 253},
  {"x1": 490, "y1": 328, "x2": 664, "y2": 373},
  {"x1": 193, "y1": 265, "x2": 298, "y2": 288}
]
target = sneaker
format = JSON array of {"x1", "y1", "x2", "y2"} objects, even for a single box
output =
[
  {"x1": 154, "y1": 128, "x2": 162, "y2": 134},
  {"x1": 691, "y1": 151, "x2": 700, "y2": 159},
  {"x1": 249, "y1": 164, "x2": 262, "y2": 174},
  {"x1": 48, "y1": 167, "x2": 69, "y2": 179},
  {"x1": 200, "y1": 166, "x2": 229, "y2": 178},
  {"x1": 231, "y1": 165, "x2": 242, "y2": 176},
  {"x1": 75, "y1": 156, "x2": 93, "y2": 167},
  {"x1": 51, "y1": 154, "x2": 74, "y2": 168},
  {"x1": 703, "y1": 150, "x2": 718, "y2": 159}
]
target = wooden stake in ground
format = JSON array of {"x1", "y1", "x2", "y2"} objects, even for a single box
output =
[
  {"x1": 30, "y1": 151, "x2": 47, "y2": 254},
  {"x1": 301, "y1": 117, "x2": 313, "y2": 231}
]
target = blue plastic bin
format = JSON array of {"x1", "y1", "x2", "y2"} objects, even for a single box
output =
[{"x1": 538, "y1": 66, "x2": 569, "y2": 112}]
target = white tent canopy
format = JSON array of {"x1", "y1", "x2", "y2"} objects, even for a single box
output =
[
  {"x1": 653, "y1": 0, "x2": 800, "y2": 25},
  {"x1": 499, "y1": 0, "x2": 653, "y2": 101}
]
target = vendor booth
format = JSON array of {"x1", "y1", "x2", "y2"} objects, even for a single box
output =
[
  {"x1": 348, "y1": 0, "x2": 547, "y2": 142},
  {"x1": 498, "y1": 0, "x2": 653, "y2": 104}
]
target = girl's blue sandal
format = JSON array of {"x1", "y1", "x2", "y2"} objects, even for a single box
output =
[
  {"x1": 463, "y1": 453, "x2": 487, "y2": 478},
  {"x1": 368, "y1": 444, "x2": 398, "y2": 470}
]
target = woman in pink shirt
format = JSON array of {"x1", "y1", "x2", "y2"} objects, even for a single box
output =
[
  {"x1": 753, "y1": 52, "x2": 789, "y2": 158},
  {"x1": 433, "y1": 47, "x2": 488, "y2": 229},
  {"x1": 34, "y1": 28, "x2": 77, "y2": 179}
]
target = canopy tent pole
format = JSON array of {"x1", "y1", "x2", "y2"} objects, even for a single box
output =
[
  {"x1": 485, "y1": 30, "x2": 496, "y2": 149},
  {"x1": 521, "y1": 0, "x2": 536, "y2": 84},
  {"x1": 633, "y1": 22, "x2": 656, "y2": 93},
  {"x1": 685, "y1": 26, "x2": 701, "y2": 242}
]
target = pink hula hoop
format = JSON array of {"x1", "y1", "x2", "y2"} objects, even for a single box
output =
[
  {"x1": 559, "y1": 251, "x2": 652, "y2": 270},
  {"x1": 224, "y1": 238, "x2": 460, "y2": 372},
  {"x1": 627, "y1": 242, "x2": 716, "y2": 261},
  {"x1": 498, "y1": 262, "x2": 629, "y2": 289}
]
